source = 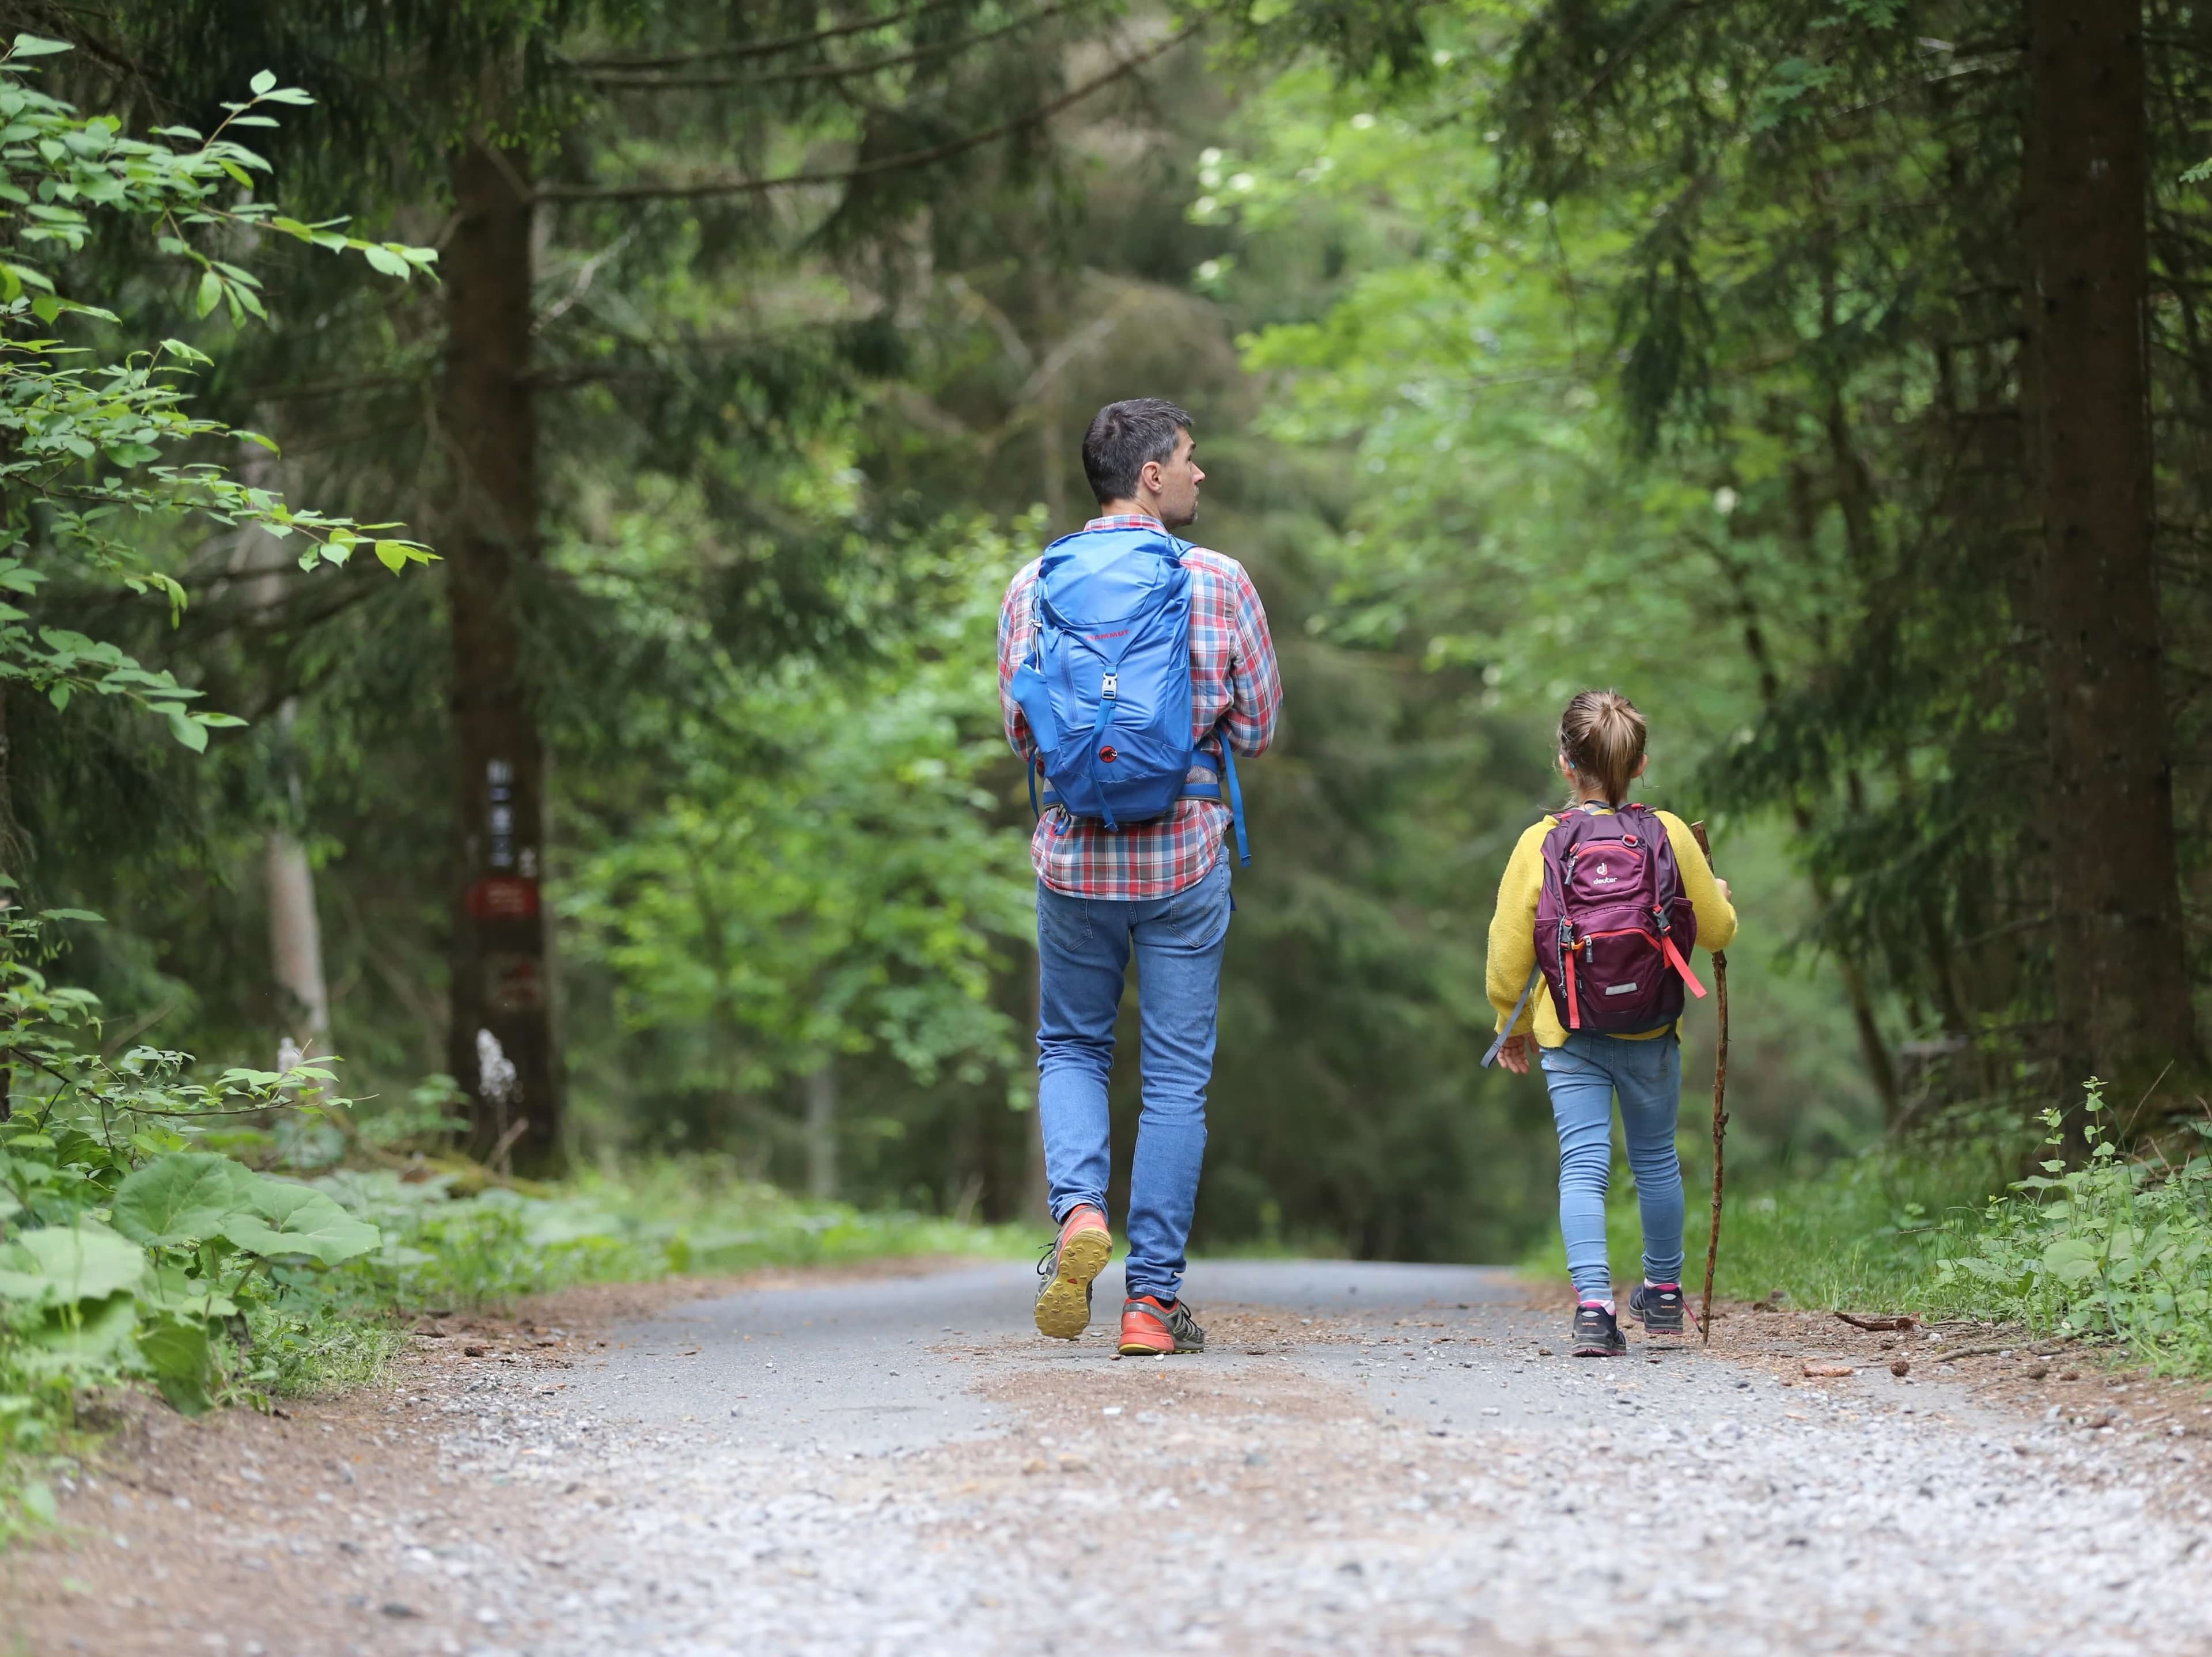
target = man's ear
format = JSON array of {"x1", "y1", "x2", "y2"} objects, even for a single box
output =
[{"x1": 1138, "y1": 460, "x2": 1162, "y2": 499}]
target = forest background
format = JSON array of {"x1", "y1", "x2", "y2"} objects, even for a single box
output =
[{"x1": 7, "y1": 0, "x2": 2210, "y2": 1374}]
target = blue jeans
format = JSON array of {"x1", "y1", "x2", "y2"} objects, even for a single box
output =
[
  {"x1": 1034, "y1": 857, "x2": 1233, "y2": 1304},
  {"x1": 1539, "y1": 1030, "x2": 1685, "y2": 1302}
]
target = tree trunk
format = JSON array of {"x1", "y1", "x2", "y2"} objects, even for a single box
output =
[
  {"x1": 2024, "y1": 0, "x2": 2199, "y2": 1104},
  {"x1": 232, "y1": 445, "x2": 332, "y2": 1067},
  {"x1": 265, "y1": 703, "x2": 330, "y2": 1059},
  {"x1": 443, "y1": 136, "x2": 562, "y2": 1169},
  {"x1": 803, "y1": 1059, "x2": 838, "y2": 1201},
  {"x1": 0, "y1": 686, "x2": 16, "y2": 1119}
]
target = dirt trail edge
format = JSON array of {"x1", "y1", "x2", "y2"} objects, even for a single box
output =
[{"x1": 9, "y1": 1258, "x2": 2212, "y2": 1656}]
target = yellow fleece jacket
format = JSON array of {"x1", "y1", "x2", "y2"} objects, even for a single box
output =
[{"x1": 1486, "y1": 807, "x2": 1738, "y2": 1047}]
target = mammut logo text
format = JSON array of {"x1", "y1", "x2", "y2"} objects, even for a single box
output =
[{"x1": 1089, "y1": 629, "x2": 1130, "y2": 640}]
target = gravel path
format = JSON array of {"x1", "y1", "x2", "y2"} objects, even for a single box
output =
[{"x1": 14, "y1": 1257, "x2": 2212, "y2": 1654}]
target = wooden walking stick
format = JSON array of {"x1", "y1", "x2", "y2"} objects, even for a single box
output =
[{"x1": 1689, "y1": 821, "x2": 1729, "y2": 1345}]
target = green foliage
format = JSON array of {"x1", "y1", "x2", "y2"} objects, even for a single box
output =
[
  {"x1": 0, "y1": 909, "x2": 385, "y2": 1420},
  {"x1": 0, "y1": 35, "x2": 433, "y2": 749},
  {"x1": 0, "y1": 893, "x2": 1012, "y2": 1525},
  {"x1": 1521, "y1": 1124, "x2": 2002, "y2": 1310},
  {"x1": 1536, "y1": 1076, "x2": 2212, "y2": 1378},
  {"x1": 108, "y1": 1151, "x2": 257, "y2": 1247},
  {"x1": 1934, "y1": 1082, "x2": 2212, "y2": 1371},
  {"x1": 314, "y1": 1160, "x2": 1017, "y2": 1310},
  {"x1": 563, "y1": 518, "x2": 1034, "y2": 1107}
]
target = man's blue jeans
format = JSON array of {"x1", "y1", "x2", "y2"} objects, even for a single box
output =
[
  {"x1": 1035, "y1": 857, "x2": 1233, "y2": 1305},
  {"x1": 1539, "y1": 1030, "x2": 1685, "y2": 1302}
]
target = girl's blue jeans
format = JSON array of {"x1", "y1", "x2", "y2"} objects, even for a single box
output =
[
  {"x1": 1033, "y1": 858, "x2": 1233, "y2": 1306},
  {"x1": 1539, "y1": 1029, "x2": 1685, "y2": 1301}
]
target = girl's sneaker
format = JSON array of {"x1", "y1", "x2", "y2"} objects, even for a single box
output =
[
  {"x1": 1570, "y1": 1301, "x2": 1627, "y2": 1357},
  {"x1": 1630, "y1": 1281, "x2": 1685, "y2": 1335}
]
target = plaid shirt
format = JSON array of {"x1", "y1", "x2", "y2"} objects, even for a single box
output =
[{"x1": 999, "y1": 515, "x2": 1283, "y2": 900}]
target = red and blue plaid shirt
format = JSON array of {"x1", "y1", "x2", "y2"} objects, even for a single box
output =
[{"x1": 999, "y1": 515, "x2": 1283, "y2": 900}]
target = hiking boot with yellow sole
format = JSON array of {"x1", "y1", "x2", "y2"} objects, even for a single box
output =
[{"x1": 1033, "y1": 1205, "x2": 1112, "y2": 1339}]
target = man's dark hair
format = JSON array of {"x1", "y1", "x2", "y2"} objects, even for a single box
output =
[{"x1": 1082, "y1": 398, "x2": 1193, "y2": 505}]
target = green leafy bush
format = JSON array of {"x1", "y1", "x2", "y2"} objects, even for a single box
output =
[
  {"x1": 0, "y1": 911, "x2": 385, "y2": 1419},
  {"x1": 0, "y1": 897, "x2": 1018, "y2": 1537},
  {"x1": 1936, "y1": 1081, "x2": 2212, "y2": 1371}
]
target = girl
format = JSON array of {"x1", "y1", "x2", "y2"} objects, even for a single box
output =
[{"x1": 1487, "y1": 689, "x2": 1737, "y2": 1356}]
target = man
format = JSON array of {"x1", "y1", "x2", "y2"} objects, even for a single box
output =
[{"x1": 997, "y1": 398, "x2": 1282, "y2": 1355}]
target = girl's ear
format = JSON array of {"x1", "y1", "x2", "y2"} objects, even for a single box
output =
[
  {"x1": 1633, "y1": 753, "x2": 1650, "y2": 779},
  {"x1": 1556, "y1": 752, "x2": 1576, "y2": 781}
]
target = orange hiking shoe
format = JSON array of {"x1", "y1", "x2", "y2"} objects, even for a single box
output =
[
  {"x1": 1118, "y1": 1294, "x2": 1206, "y2": 1356},
  {"x1": 1033, "y1": 1205, "x2": 1112, "y2": 1339}
]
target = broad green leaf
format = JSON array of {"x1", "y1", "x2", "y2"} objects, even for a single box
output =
[
  {"x1": 110, "y1": 1152, "x2": 257, "y2": 1246},
  {"x1": 165, "y1": 708, "x2": 209, "y2": 752},
  {"x1": 193, "y1": 270, "x2": 221, "y2": 318},
  {"x1": 361, "y1": 244, "x2": 411, "y2": 279},
  {"x1": 248, "y1": 70, "x2": 278, "y2": 96},
  {"x1": 374, "y1": 540, "x2": 409, "y2": 573},
  {"x1": 134, "y1": 1314, "x2": 214, "y2": 1416},
  {"x1": 16, "y1": 1292, "x2": 138, "y2": 1378},
  {"x1": 0, "y1": 1221, "x2": 146, "y2": 1309},
  {"x1": 9, "y1": 34, "x2": 71, "y2": 56},
  {"x1": 221, "y1": 1178, "x2": 380, "y2": 1265},
  {"x1": 145, "y1": 1264, "x2": 236, "y2": 1321},
  {"x1": 2041, "y1": 1236, "x2": 2104, "y2": 1285}
]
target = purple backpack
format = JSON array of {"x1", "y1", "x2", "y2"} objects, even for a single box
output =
[{"x1": 1483, "y1": 803, "x2": 1707, "y2": 1064}]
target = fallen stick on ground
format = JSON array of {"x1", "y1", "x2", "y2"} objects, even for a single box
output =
[
  {"x1": 1690, "y1": 820, "x2": 1728, "y2": 1345},
  {"x1": 1835, "y1": 1312, "x2": 1916, "y2": 1332}
]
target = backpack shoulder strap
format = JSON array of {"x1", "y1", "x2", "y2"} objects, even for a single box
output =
[{"x1": 1183, "y1": 735, "x2": 1251, "y2": 866}]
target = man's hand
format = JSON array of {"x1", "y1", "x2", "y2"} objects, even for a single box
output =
[
  {"x1": 1497, "y1": 1033, "x2": 1531, "y2": 1074},
  {"x1": 1717, "y1": 876, "x2": 1734, "y2": 906}
]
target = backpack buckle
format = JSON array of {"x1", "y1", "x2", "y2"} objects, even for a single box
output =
[{"x1": 1101, "y1": 673, "x2": 1118, "y2": 698}]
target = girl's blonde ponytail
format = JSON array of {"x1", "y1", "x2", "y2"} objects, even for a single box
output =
[{"x1": 1559, "y1": 689, "x2": 1647, "y2": 805}]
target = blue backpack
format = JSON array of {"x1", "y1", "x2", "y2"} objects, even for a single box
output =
[{"x1": 1009, "y1": 522, "x2": 1250, "y2": 864}]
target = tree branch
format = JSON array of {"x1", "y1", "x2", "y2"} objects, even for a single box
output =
[
  {"x1": 584, "y1": 5, "x2": 1067, "y2": 91},
  {"x1": 569, "y1": 0, "x2": 968, "y2": 73},
  {"x1": 537, "y1": 26, "x2": 1195, "y2": 204}
]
